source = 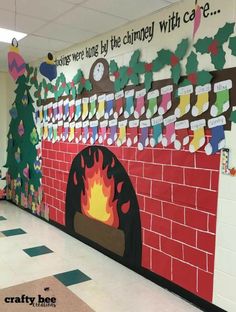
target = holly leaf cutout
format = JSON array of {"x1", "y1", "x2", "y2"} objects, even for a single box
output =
[
  {"x1": 186, "y1": 52, "x2": 198, "y2": 75},
  {"x1": 152, "y1": 56, "x2": 165, "y2": 72},
  {"x1": 175, "y1": 38, "x2": 189, "y2": 59},
  {"x1": 230, "y1": 110, "x2": 236, "y2": 123},
  {"x1": 197, "y1": 71, "x2": 213, "y2": 85},
  {"x1": 158, "y1": 49, "x2": 172, "y2": 65},
  {"x1": 71, "y1": 88, "x2": 76, "y2": 100},
  {"x1": 144, "y1": 72, "x2": 153, "y2": 92},
  {"x1": 110, "y1": 60, "x2": 118, "y2": 73},
  {"x1": 211, "y1": 46, "x2": 226, "y2": 70},
  {"x1": 114, "y1": 79, "x2": 121, "y2": 93},
  {"x1": 194, "y1": 37, "x2": 212, "y2": 54},
  {"x1": 85, "y1": 80, "x2": 92, "y2": 91},
  {"x1": 130, "y1": 50, "x2": 141, "y2": 67},
  {"x1": 171, "y1": 63, "x2": 181, "y2": 84},
  {"x1": 214, "y1": 22, "x2": 235, "y2": 45},
  {"x1": 130, "y1": 74, "x2": 139, "y2": 85},
  {"x1": 229, "y1": 36, "x2": 236, "y2": 56}
]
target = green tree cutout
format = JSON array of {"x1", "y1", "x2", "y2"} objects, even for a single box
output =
[
  {"x1": 5, "y1": 72, "x2": 42, "y2": 212},
  {"x1": 157, "y1": 38, "x2": 189, "y2": 84},
  {"x1": 194, "y1": 22, "x2": 235, "y2": 70}
]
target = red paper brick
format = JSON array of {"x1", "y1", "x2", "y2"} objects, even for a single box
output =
[
  {"x1": 172, "y1": 150, "x2": 194, "y2": 167},
  {"x1": 152, "y1": 250, "x2": 171, "y2": 280},
  {"x1": 161, "y1": 237, "x2": 183, "y2": 259},
  {"x1": 144, "y1": 230, "x2": 160, "y2": 249},
  {"x1": 172, "y1": 222, "x2": 196, "y2": 246},
  {"x1": 129, "y1": 161, "x2": 143, "y2": 177},
  {"x1": 196, "y1": 153, "x2": 220, "y2": 170},
  {"x1": 207, "y1": 254, "x2": 215, "y2": 273},
  {"x1": 144, "y1": 163, "x2": 162, "y2": 180},
  {"x1": 137, "y1": 177, "x2": 151, "y2": 196},
  {"x1": 153, "y1": 149, "x2": 171, "y2": 164},
  {"x1": 183, "y1": 245, "x2": 207, "y2": 270},
  {"x1": 173, "y1": 185, "x2": 196, "y2": 208},
  {"x1": 152, "y1": 181, "x2": 172, "y2": 202},
  {"x1": 198, "y1": 270, "x2": 213, "y2": 302},
  {"x1": 123, "y1": 147, "x2": 136, "y2": 161},
  {"x1": 172, "y1": 259, "x2": 197, "y2": 293},
  {"x1": 185, "y1": 208, "x2": 208, "y2": 231},
  {"x1": 197, "y1": 231, "x2": 215, "y2": 254},
  {"x1": 208, "y1": 215, "x2": 216, "y2": 233},
  {"x1": 141, "y1": 245, "x2": 151, "y2": 269},
  {"x1": 163, "y1": 202, "x2": 184, "y2": 224},
  {"x1": 185, "y1": 168, "x2": 211, "y2": 189},
  {"x1": 211, "y1": 171, "x2": 220, "y2": 191},
  {"x1": 57, "y1": 210, "x2": 65, "y2": 225},
  {"x1": 197, "y1": 189, "x2": 218, "y2": 214},
  {"x1": 49, "y1": 207, "x2": 57, "y2": 222},
  {"x1": 145, "y1": 197, "x2": 162, "y2": 216},
  {"x1": 140, "y1": 211, "x2": 151, "y2": 229},
  {"x1": 163, "y1": 166, "x2": 183, "y2": 184},
  {"x1": 57, "y1": 152, "x2": 65, "y2": 161},
  {"x1": 137, "y1": 195, "x2": 145, "y2": 211},
  {"x1": 152, "y1": 216, "x2": 171, "y2": 237},
  {"x1": 137, "y1": 149, "x2": 153, "y2": 162}
]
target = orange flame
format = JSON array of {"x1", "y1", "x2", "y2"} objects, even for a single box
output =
[{"x1": 81, "y1": 149, "x2": 119, "y2": 228}]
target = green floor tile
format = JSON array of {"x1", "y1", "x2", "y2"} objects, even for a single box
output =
[
  {"x1": 54, "y1": 269, "x2": 91, "y2": 286},
  {"x1": 0, "y1": 216, "x2": 6, "y2": 221},
  {"x1": 1, "y1": 228, "x2": 26, "y2": 236},
  {"x1": 23, "y1": 245, "x2": 53, "y2": 257}
]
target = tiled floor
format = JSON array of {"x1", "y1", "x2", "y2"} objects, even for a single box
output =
[{"x1": 0, "y1": 201, "x2": 202, "y2": 312}]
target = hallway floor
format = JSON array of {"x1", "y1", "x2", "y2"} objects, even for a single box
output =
[{"x1": 0, "y1": 201, "x2": 202, "y2": 312}]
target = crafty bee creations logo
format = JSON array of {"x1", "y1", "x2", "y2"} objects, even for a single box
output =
[{"x1": 4, "y1": 287, "x2": 56, "y2": 308}]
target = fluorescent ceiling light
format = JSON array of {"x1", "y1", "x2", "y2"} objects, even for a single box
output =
[{"x1": 0, "y1": 27, "x2": 27, "y2": 44}]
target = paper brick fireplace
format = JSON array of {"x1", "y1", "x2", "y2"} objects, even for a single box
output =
[{"x1": 41, "y1": 138, "x2": 220, "y2": 302}]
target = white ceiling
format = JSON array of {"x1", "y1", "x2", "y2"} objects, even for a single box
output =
[{"x1": 0, "y1": 0, "x2": 181, "y2": 72}]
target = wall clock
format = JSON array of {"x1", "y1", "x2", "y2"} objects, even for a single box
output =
[{"x1": 89, "y1": 58, "x2": 113, "y2": 93}]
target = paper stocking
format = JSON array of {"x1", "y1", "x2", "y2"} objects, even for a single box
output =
[
  {"x1": 175, "y1": 85, "x2": 193, "y2": 118},
  {"x1": 127, "y1": 120, "x2": 139, "y2": 147},
  {"x1": 68, "y1": 100, "x2": 75, "y2": 122},
  {"x1": 107, "y1": 120, "x2": 117, "y2": 145},
  {"x1": 82, "y1": 121, "x2": 89, "y2": 143},
  {"x1": 52, "y1": 102, "x2": 58, "y2": 123},
  {"x1": 192, "y1": 84, "x2": 211, "y2": 117},
  {"x1": 105, "y1": 94, "x2": 114, "y2": 119},
  {"x1": 211, "y1": 80, "x2": 232, "y2": 117},
  {"x1": 43, "y1": 105, "x2": 48, "y2": 122},
  {"x1": 75, "y1": 121, "x2": 82, "y2": 143},
  {"x1": 52, "y1": 124, "x2": 58, "y2": 144},
  {"x1": 62, "y1": 122, "x2": 69, "y2": 141},
  {"x1": 189, "y1": 119, "x2": 206, "y2": 153},
  {"x1": 174, "y1": 120, "x2": 190, "y2": 150},
  {"x1": 205, "y1": 116, "x2": 226, "y2": 155},
  {"x1": 162, "y1": 115, "x2": 176, "y2": 147},
  {"x1": 88, "y1": 94, "x2": 97, "y2": 120},
  {"x1": 96, "y1": 94, "x2": 105, "y2": 120},
  {"x1": 68, "y1": 122, "x2": 75, "y2": 142},
  {"x1": 48, "y1": 123, "x2": 53, "y2": 141},
  {"x1": 158, "y1": 85, "x2": 173, "y2": 115},
  {"x1": 58, "y1": 100, "x2": 63, "y2": 121},
  {"x1": 82, "y1": 97, "x2": 89, "y2": 120},
  {"x1": 43, "y1": 122, "x2": 48, "y2": 140},
  {"x1": 138, "y1": 120, "x2": 150, "y2": 151},
  {"x1": 47, "y1": 103, "x2": 53, "y2": 121},
  {"x1": 124, "y1": 89, "x2": 135, "y2": 118},
  {"x1": 134, "y1": 89, "x2": 146, "y2": 119},
  {"x1": 74, "y1": 99, "x2": 82, "y2": 121},
  {"x1": 150, "y1": 116, "x2": 163, "y2": 148},
  {"x1": 63, "y1": 99, "x2": 69, "y2": 121},
  {"x1": 39, "y1": 122, "x2": 43, "y2": 139},
  {"x1": 114, "y1": 91, "x2": 124, "y2": 119},
  {"x1": 57, "y1": 120, "x2": 63, "y2": 141},
  {"x1": 98, "y1": 120, "x2": 108, "y2": 144},
  {"x1": 146, "y1": 90, "x2": 159, "y2": 119},
  {"x1": 116, "y1": 120, "x2": 127, "y2": 147},
  {"x1": 90, "y1": 121, "x2": 99, "y2": 145}
]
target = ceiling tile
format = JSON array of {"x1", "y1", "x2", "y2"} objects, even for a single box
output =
[
  {"x1": 0, "y1": 9, "x2": 15, "y2": 30},
  {"x1": 16, "y1": 0, "x2": 75, "y2": 21},
  {"x1": 16, "y1": 15, "x2": 48, "y2": 34},
  {"x1": 55, "y1": 6, "x2": 128, "y2": 34},
  {"x1": 35, "y1": 23, "x2": 97, "y2": 44},
  {"x1": 61, "y1": 0, "x2": 86, "y2": 4},
  {"x1": 0, "y1": 0, "x2": 16, "y2": 11},
  {"x1": 82, "y1": 0, "x2": 172, "y2": 20},
  {"x1": 21, "y1": 35, "x2": 71, "y2": 53}
]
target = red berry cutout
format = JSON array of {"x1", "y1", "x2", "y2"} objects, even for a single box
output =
[
  {"x1": 54, "y1": 85, "x2": 58, "y2": 91},
  {"x1": 80, "y1": 78, "x2": 86, "y2": 85},
  {"x1": 208, "y1": 40, "x2": 218, "y2": 56},
  {"x1": 230, "y1": 168, "x2": 236, "y2": 176},
  {"x1": 170, "y1": 54, "x2": 179, "y2": 66},
  {"x1": 62, "y1": 82, "x2": 66, "y2": 88},
  {"x1": 45, "y1": 87, "x2": 48, "y2": 93},
  {"x1": 70, "y1": 81, "x2": 75, "y2": 87},
  {"x1": 145, "y1": 63, "x2": 153, "y2": 72},
  {"x1": 188, "y1": 73, "x2": 197, "y2": 85},
  {"x1": 127, "y1": 67, "x2": 133, "y2": 76},
  {"x1": 114, "y1": 71, "x2": 120, "y2": 79}
]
